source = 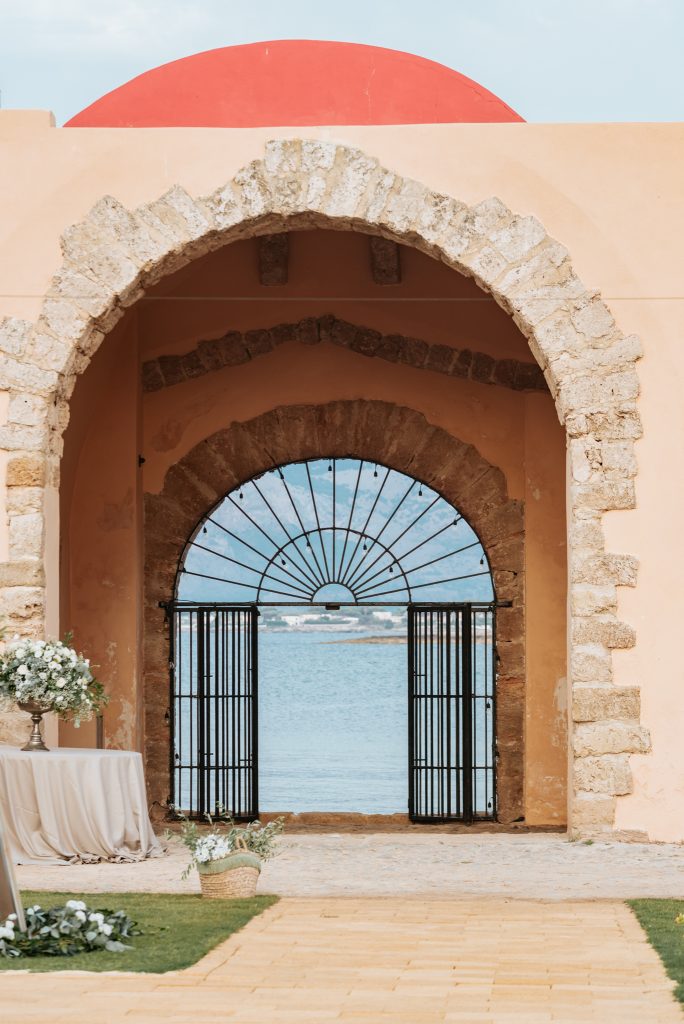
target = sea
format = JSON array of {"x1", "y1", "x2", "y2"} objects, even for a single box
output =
[{"x1": 259, "y1": 631, "x2": 407, "y2": 814}]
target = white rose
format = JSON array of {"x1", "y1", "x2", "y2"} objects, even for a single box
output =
[
  {"x1": 75, "y1": 910, "x2": 86, "y2": 922},
  {"x1": 17, "y1": 666, "x2": 28, "y2": 675},
  {"x1": 0, "y1": 925, "x2": 14, "y2": 940},
  {"x1": 99, "y1": 923, "x2": 113, "y2": 936},
  {"x1": 56, "y1": 679, "x2": 66, "y2": 688}
]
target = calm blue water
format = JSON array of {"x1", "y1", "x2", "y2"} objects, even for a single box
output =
[{"x1": 259, "y1": 632, "x2": 407, "y2": 813}]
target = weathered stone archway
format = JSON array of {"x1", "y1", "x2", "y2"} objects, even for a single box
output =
[
  {"x1": 144, "y1": 400, "x2": 525, "y2": 819},
  {"x1": 0, "y1": 138, "x2": 646, "y2": 833}
]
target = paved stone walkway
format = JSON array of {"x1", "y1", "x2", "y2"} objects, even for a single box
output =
[
  {"x1": 1, "y1": 898, "x2": 681, "y2": 1023},
  {"x1": 16, "y1": 833, "x2": 684, "y2": 899}
]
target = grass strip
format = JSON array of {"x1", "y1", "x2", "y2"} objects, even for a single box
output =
[
  {"x1": 1, "y1": 890, "x2": 277, "y2": 973},
  {"x1": 629, "y1": 899, "x2": 684, "y2": 1004}
]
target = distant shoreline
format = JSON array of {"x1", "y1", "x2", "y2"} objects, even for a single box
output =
[{"x1": 323, "y1": 636, "x2": 406, "y2": 644}]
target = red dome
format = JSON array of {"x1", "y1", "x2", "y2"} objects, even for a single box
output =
[{"x1": 65, "y1": 40, "x2": 523, "y2": 128}]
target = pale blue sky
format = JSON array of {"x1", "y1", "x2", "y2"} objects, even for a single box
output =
[{"x1": 0, "y1": 0, "x2": 682, "y2": 126}]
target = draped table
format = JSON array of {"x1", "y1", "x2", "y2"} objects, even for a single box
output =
[{"x1": 0, "y1": 745, "x2": 163, "y2": 864}]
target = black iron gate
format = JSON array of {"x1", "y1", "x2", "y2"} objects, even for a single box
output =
[
  {"x1": 168, "y1": 604, "x2": 258, "y2": 820},
  {"x1": 408, "y1": 603, "x2": 496, "y2": 823}
]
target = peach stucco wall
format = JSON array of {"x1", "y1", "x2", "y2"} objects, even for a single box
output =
[{"x1": 1, "y1": 112, "x2": 683, "y2": 837}]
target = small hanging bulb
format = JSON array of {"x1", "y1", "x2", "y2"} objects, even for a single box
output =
[
  {"x1": 418, "y1": 486, "x2": 423, "y2": 497},
  {"x1": 281, "y1": 558, "x2": 287, "y2": 566},
  {"x1": 327, "y1": 460, "x2": 333, "y2": 473},
  {"x1": 203, "y1": 526, "x2": 207, "y2": 534},
  {"x1": 239, "y1": 490, "x2": 244, "y2": 501},
  {"x1": 389, "y1": 565, "x2": 394, "y2": 574},
  {"x1": 306, "y1": 539, "x2": 312, "y2": 548},
  {"x1": 363, "y1": 537, "x2": 368, "y2": 551},
  {"x1": 374, "y1": 464, "x2": 378, "y2": 478},
  {"x1": 480, "y1": 557, "x2": 485, "y2": 566}
]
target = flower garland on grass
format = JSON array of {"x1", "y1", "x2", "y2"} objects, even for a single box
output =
[
  {"x1": 0, "y1": 635, "x2": 107, "y2": 726},
  {"x1": 0, "y1": 901, "x2": 140, "y2": 958}
]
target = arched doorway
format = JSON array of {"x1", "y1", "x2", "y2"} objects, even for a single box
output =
[
  {"x1": 168, "y1": 456, "x2": 499, "y2": 823},
  {"x1": 2, "y1": 138, "x2": 642, "y2": 835}
]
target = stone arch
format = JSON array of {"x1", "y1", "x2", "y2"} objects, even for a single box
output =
[
  {"x1": 0, "y1": 138, "x2": 646, "y2": 834},
  {"x1": 143, "y1": 400, "x2": 525, "y2": 818}
]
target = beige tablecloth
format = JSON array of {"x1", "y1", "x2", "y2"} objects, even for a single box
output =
[{"x1": 0, "y1": 745, "x2": 163, "y2": 865}]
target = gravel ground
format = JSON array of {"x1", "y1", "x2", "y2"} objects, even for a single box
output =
[{"x1": 15, "y1": 832, "x2": 684, "y2": 900}]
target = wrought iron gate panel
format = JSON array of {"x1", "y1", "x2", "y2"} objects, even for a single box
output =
[
  {"x1": 169, "y1": 604, "x2": 258, "y2": 820},
  {"x1": 408, "y1": 603, "x2": 496, "y2": 823}
]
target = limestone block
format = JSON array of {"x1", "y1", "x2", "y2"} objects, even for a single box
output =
[
  {"x1": 6, "y1": 454, "x2": 46, "y2": 487},
  {"x1": 573, "y1": 685, "x2": 640, "y2": 722},
  {"x1": 0, "y1": 560, "x2": 44, "y2": 587},
  {"x1": 572, "y1": 616, "x2": 636, "y2": 649},
  {"x1": 464, "y1": 244, "x2": 510, "y2": 289},
  {"x1": 0, "y1": 317, "x2": 31, "y2": 356},
  {"x1": 8, "y1": 393, "x2": 48, "y2": 426},
  {"x1": 571, "y1": 553, "x2": 638, "y2": 587},
  {"x1": 0, "y1": 353, "x2": 58, "y2": 395},
  {"x1": 574, "y1": 754, "x2": 633, "y2": 795},
  {"x1": 565, "y1": 406, "x2": 643, "y2": 442},
  {"x1": 38, "y1": 299, "x2": 93, "y2": 354},
  {"x1": 8, "y1": 513, "x2": 44, "y2": 559},
  {"x1": 571, "y1": 644, "x2": 613, "y2": 683},
  {"x1": 573, "y1": 477, "x2": 636, "y2": 512},
  {"x1": 412, "y1": 192, "x2": 467, "y2": 250},
  {"x1": 572, "y1": 792, "x2": 617, "y2": 827},
  {"x1": 370, "y1": 176, "x2": 426, "y2": 235},
  {"x1": 488, "y1": 214, "x2": 547, "y2": 262},
  {"x1": 599, "y1": 441, "x2": 638, "y2": 477},
  {"x1": 264, "y1": 138, "x2": 303, "y2": 176},
  {"x1": 569, "y1": 585, "x2": 618, "y2": 614},
  {"x1": 0, "y1": 423, "x2": 48, "y2": 451},
  {"x1": 231, "y1": 160, "x2": 272, "y2": 220},
  {"x1": 323, "y1": 149, "x2": 386, "y2": 221},
  {"x1": 570, "y1": 297, "x2": 616, "y2": 340},
  {"x1": 0, "y1": 585, "x2": 44, "y2": 620},
  {"x1": 6, "y1": 486, "x2": 44, "y2": 514},
  {"x1": 574, "y1": 720, "x2": 650, "y2": 756}
]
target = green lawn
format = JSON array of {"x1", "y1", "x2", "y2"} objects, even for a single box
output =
[
  {"x1": 1, "y1": 891, "x2": 277, "y2": 973},
  {"x1": 630, "y1": 899, "x2": 684, "y2": 1004}
]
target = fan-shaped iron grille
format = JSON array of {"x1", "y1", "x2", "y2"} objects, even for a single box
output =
[{"x1": 177, "y1": 458, "x2": 494, "y2": 605}]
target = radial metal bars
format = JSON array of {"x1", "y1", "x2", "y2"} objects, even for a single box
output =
[
  {"x1": 408, "y1": 603, "x2": 496, "y2": 822},
  {"x1": 169, "y1": 604, "x2": 258, "y2": 820}
]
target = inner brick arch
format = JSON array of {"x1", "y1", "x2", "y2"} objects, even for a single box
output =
[
  {"x1": 0, "y1": 137, "x2": 646, "y2": 834},
  {"x1": 143, "y1": 400, "x2": 525, "y2": 819}
]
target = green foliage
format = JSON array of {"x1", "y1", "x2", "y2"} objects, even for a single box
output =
[
  {"x1": 629, "y1": 899, "x2": 684, "y2": 1004},
  {"x1": 0, "y1": 891, "x2": 277, "y2": 973},
  {"x1": 0, "y1": 900, "x2": 139, "y2": 959},
  {"x1": 167, "y1": 807, "x2": 284, "y2": 879}
]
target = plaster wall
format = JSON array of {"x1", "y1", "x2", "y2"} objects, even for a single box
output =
[{"x1": 0, "y1": 113, "x2": 682, "y2": 836}]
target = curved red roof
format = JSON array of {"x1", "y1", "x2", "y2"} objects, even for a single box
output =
[{"x1": 65, "y1": 40, "x2": 523, "y2": 128}]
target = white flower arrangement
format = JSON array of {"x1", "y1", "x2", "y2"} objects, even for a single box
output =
[
  {"x1": 167, "y1": 807, "x2": 284, "y2": 880},
  {"x1": 0, "y1": 634, "x2": 107, "y2": 726}
]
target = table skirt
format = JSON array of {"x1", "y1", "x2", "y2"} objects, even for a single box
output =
[{"x1": 0, "y1": 745, "x2": 163, "y2": 865}]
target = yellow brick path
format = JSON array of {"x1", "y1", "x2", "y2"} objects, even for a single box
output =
[{"x1": 1, "y1": 898, "x2": 681, "y2": 1023}]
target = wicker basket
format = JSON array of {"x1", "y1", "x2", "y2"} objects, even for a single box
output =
[{"x1": 197, "y1": 838, "x2": 261, "y2": 899}]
